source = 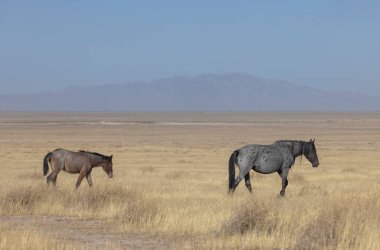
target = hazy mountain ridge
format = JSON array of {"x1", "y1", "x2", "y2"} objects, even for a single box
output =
[{"x1": 1, "y1": 73, "x2": 379, "y2": 111}]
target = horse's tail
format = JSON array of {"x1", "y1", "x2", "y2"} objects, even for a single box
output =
[
  {"x1": 228, "y1": 150, "x2": 239, "y2": 192},
  {"x1": 43, "y1": 152, "x2": 52, "y2": 176}
]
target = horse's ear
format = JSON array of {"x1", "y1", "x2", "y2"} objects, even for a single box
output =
[
  {"x1": 310, "y1": 139, "x2": 312, "y2": 143},
  {"x1": 313, "y1": 138, "x2": 315, "y2": 143},
  {"x1": 110, "y1": 154, "x2": 113, "y2": 159}
]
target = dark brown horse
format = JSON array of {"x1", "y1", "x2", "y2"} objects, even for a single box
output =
[{"x1": 43, "y1": 148, "x2": 113, "y2": 188}]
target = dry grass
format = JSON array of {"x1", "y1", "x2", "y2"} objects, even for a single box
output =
[
  {"x1": 0, "y1": 112, "x2": 379, "y2": 249},
  {"x1": 219, "y1": 198, "x2": 277, "y2": 235},
  {"x1": 0, "y1": 185, "x2": 162, "y2": 229},
  {"x1": 0, "y1": 224, "x2": 76, "y2": 250},
  {"x1": 296, "y1": 194, "x2": 380, "y2": 250}
]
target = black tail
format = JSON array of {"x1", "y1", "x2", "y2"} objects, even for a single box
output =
[
  {"x1": 228, "y1": 150, "x2": 239, "y2": 192},
  {"x1": 43, "y1": 152, "x2": 52, "y2": 176}
]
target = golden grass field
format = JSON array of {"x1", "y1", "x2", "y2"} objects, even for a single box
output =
[{"x1": 0, "y1": 112, "x2": 379, "y2": 249}]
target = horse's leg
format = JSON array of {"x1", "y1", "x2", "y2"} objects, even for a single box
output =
[
  {"x1": 75, "y1": 167, "x2": 87, "y2": 189},
  {"x1": 231, "y1": 162, "x2": 252, "y2": 192},
  {"x1": 277, "y1": 169, "x2": 282, "y2": 179},
  {"x1": 50, "y1": 169, "x2": 61, "y2": 186},
  {"x1": 244, "y1": 173, "x2": 252, "y2": 193},
  {"x1": 278, "y1": 168, "x2": 289, "y2": 196},
  {"x1": 48, "y1": 159, "x2": 64, "y2": 186},
  {"x1": 47, "y1": 172, "x2": 53, "y2": 184},
  {"x1": 86, "y1": 170, "x2": 93, "y2": 187},
  {"x1": 47, "y1": 159, "x2": 58, "y2": 185}
]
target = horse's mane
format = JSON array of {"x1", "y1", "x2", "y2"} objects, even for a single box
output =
[
  {"x1": 276, "y1": 140, "x2": 306, "y2": 144},
  {"x1": 79, "y1": 150, "x2": 110, "y2": 160},
  {"x1": 276, "y1": 140, "x2": 315, "y2": 156}
]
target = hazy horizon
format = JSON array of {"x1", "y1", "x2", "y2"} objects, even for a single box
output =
[
  {"x1": 1, "y1": 1, "x2": 380, "y2": 96},
  {"x1": 1, "y1": 73, "x2": 379, "y2": 112},
  {"x1": 1, "y1": 72, "x2": 379, "y2": 98}
]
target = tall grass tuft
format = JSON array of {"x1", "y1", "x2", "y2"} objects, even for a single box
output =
[
  {"x1": 116, "y1": 194, "x2": 162, "y2": 225},
  {"x1": 296, "y1": 194, "x2": 380, "y2": 250},
  {"x1": 1, "y1": 186, "x2": 47, "y2": 214},
  {"x1": 220, "y1": 199, "x2": 277, "y2": 235},
  {"x1": 0, "y1": 185, "x2": 163, "y2": 228}
]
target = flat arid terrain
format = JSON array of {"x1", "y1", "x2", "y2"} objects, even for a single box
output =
[{"x1": 0, "y1": 112, "x2": 379, "y2": 249}]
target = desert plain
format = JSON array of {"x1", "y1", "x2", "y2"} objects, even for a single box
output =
[{"x1": 0, "y1": 112, "x2": 379, "y2": 249}]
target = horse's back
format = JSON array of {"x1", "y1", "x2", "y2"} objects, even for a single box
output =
[
  {"x1": 50, "y1": 149, "x2": 87, "y2": 173},
  {"x1": 237, "y1": 143, "x2": 289, "y2": 173},
  {"x1": 239, "y1": 143, "x2": 278, "y2": 155},
  {"x1": 52, "y1": 148, "x2": 71, "y2": 155},
  {"x1": 52, "y1": 148, "x2": 83, "y2": 157}
]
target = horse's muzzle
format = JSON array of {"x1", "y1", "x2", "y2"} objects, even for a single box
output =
[
  {"x1": 108, "y1": 173, "x2": 114, "y2": 178},
  {"x1": 312, "y1": 161, "x2": 319, "y2": 167}
]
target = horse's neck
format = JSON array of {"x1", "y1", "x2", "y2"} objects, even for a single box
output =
[
  {"x1": 87, "y1": 154, "x2": 104, "y2": 166},
  {"x1": 292, "y1": 141, "x2": 304, "y2": 158}
]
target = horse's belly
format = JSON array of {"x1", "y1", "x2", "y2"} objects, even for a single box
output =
[
  {"x1": 63, "y1": 168, "x2": 80, "y2": 174},
  {"x1": 64, "y1": 163, "x2": 80, "y2": 174},
  {"x1": 252, "y1": 165, "x2": 278, "y2": 174},
  {"x1": 253, "y1": 158, "x2": 281, "y2": 174}
]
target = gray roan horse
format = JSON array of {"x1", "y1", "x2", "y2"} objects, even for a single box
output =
[
  {"x1": 228, "y1": 139, "x2": 319, "y2": 196},
  {"x1": 43, "y1": 148, "x2": 113, "y2": 188}
]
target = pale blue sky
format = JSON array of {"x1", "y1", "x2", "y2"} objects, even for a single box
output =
[{"x1": 1, "y1": 1, "x2": 379, "y2": 96}]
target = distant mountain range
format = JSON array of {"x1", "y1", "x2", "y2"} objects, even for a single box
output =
[{"x1": 1, "y1": 73, "x2": 379, "y2": 111}]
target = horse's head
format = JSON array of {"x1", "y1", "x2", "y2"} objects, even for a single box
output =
[
  {"x1": 303, "y1": 139, "x2": 319, "y2": 167},
  {"x1": 101, "y1": 155, "x2": 113, "y2": 178}
]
